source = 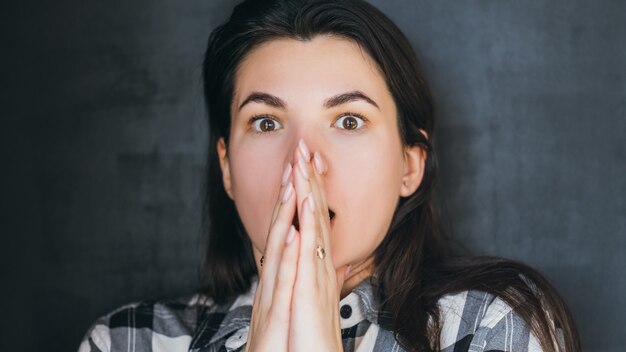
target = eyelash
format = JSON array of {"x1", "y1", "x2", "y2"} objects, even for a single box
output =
[{"x1": 248, "y1": 112, "x2": 369, "y2": 134}]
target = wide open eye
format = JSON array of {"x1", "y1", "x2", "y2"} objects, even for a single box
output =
[
  {"x1": 333, "y1": 112, "x2": 367, "y2": 131},
  {"x1": 250, "y1": 116, "x2": 283, "y2": 133}
]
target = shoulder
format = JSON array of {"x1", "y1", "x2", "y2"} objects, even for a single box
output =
[
  {"x1": 78, "y1": 293, "x2": 216, "y2": 352},
  {"x1": 436, "y1": 289, "x2": 548, "y2": 352}
]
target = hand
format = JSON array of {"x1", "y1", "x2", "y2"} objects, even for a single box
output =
[
  {"x1": 245, "y1": 158, "x2": 299, "y2": 352},
  {"x1": 245, "y1": 139, "x2": 349, "y2": 352},
  {"x1": 288, "y1": 139, "x2": 350, "y2": 352}
]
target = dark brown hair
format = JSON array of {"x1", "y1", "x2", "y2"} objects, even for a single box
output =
[{"x1": 200, "y1": 0, "x2": 581, "y2": 350}]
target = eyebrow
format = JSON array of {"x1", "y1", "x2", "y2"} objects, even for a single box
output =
[{"x1": 237, "y1": 90, "x2": 380, "y2": 111}]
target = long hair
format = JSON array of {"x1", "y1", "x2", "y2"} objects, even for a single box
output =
[{"x1": 199, "y1": 1, "x2": 581, "y2": 351}]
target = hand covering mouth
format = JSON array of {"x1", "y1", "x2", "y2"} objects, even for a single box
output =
[{"x1": 292, "y1": 209, "x2": 335, "y2": 231}]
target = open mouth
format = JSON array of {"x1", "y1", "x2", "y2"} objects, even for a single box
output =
[{"x1": 292, "y1": 209, "x2": 335, "y2": 231}]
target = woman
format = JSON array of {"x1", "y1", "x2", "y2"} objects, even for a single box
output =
[{"x1": 79, "y1": 0, "x2": 581, "y2": 351}]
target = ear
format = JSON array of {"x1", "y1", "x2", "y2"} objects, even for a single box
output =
[
  {"x1": 400, "y1": 129, "x2": 428, "y2": 198},
  {"x1": 217, "y1": 137, "x2": 234, "y2": 200}
]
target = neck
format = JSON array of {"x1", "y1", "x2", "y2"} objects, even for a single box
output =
[{"x1": 340, "y1": 256, "x2": 375, "y2": 299}]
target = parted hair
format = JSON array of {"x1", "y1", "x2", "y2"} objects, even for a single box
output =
[{"x1": 199, "y1": 0, "x2": 581, "y2": 351}]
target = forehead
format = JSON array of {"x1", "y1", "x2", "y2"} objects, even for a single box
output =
[{"x1": 232, "y1": 35, "x2": 392, "y2": 110}]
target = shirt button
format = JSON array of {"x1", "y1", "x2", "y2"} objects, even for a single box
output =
[{"x1": 340, "y1": 304, "x2": 352, "y2": 319}]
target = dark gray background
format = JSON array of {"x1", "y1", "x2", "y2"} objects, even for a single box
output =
[{"x1": 3, "y1": 1, "x2": 624, "y2": 351}]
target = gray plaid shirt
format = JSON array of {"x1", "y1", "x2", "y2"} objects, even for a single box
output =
[{"x1": 79, "y1": 276, "x2": 554, "y2": 351}]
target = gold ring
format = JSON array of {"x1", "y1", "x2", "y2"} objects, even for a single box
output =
[{"x1": 316, "y1": 245, "x2": 326, "y2": 259}]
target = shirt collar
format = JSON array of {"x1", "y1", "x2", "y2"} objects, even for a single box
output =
[{"x1": 190, "y1": 276, "x2": 391, "y2": 351}]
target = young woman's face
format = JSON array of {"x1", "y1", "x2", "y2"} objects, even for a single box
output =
[{"x1": 218, "y1": 35, "x2": 424, "y2": 273}]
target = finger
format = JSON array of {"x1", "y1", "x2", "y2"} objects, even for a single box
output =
[
  {"x1": 293, "y1": 140, "x2": 327, "y2": 245},
  {"x1": 293, "y1": 139, "x2": 312, "y2": 227},
  {"x1": 270, "y1": 162, "x2": 293, "y2": 226},
  {"x1": 296, "y1": 148, "x2": 327, "y2": 221},
  {"x1": 294, "y1": 140, "x2": 333, "y2": 285},
  {"x1": 312, "y1": 150, "x2": 329, "y2": 211},
  {"x1": 270, "y1": 225, "x2": 300, "y2": 323},
  {"x1": 309, "y1": 151, "x2": 332, "y2": 256},
  {"x1": 302, "y1": 149, "x2": 335, "y2": 284},
  {"x1": 296, "y1": 191, "x2": 318, "y2": 283},
  {"x1": 306, "y1": 161, "x2": 336, "y2": 288},
  {"x1": 292, "y1": 140, "x2": 317, "y2": 280},
  {"x1": 260, "y1": 178, "x2": 297, "y2": 308},
  {"x1": 263, "y1": 162, "x2": 294, "y2": 266}
]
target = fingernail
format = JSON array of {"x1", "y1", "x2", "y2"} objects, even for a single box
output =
[
  {"x1": 313, "y1": 151, "x2": 325, "y2": 175},
  {"x1": 281, "y1": 182, "x2": 294, "y2": 203},
  {"x1": 297, "y1": 157, "x2": 309, "y2": 179},
  {"x1": 285, "y1": 225, "x2": 296, "y2": 244},
  {"x1": 281, "y1": 163, "x2": 292, "y2": 185},
  {"x1": 306, "y1": 192, "x2": 315, "y2": 213},
  {"x1": 298, "y1": 139, "x2": 310, "y2": 160},
  {"x1": 346, "y1": 265, "x2": 352, "y2": 277}
]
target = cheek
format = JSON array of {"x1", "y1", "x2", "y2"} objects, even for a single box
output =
[
  {"x1": 330, "y1": 136, "x2": 403, "y2": 266},
  {"x1": 230, "y1": 148, "x2": 285, "y2": 251}
]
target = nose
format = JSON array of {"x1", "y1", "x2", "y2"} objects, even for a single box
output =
[
  {"x1": 285, "y1": 126, "x2": 330, "y2": 170},
  {"x1": 290, "y1": 135, "x2": 318, "y2": 161},
  {"x1": 290, "y1": 136, "x2": 330, "y2": 177}
]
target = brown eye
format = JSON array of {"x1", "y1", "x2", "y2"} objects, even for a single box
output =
[
  {"x1": 334, "y1": 113, "x2": 366, "y2": 131},
  {"x1": 344, "y1": 116, "x2": 358, "y2": 129},
  {"x1": 251, "y1": 116, "x2": 283, "y2": 133},
  {"x1": 260, "y1": 119, "x2": 275, "y2": 131}
]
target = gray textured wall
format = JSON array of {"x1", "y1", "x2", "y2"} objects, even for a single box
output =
[{"x1": 3, "y1": 1, "x2": 624, "y2": 351}]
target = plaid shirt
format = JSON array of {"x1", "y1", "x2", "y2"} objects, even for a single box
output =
[{"x1": 78, "y1": 276, "x2": 551, "y2": 352}]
